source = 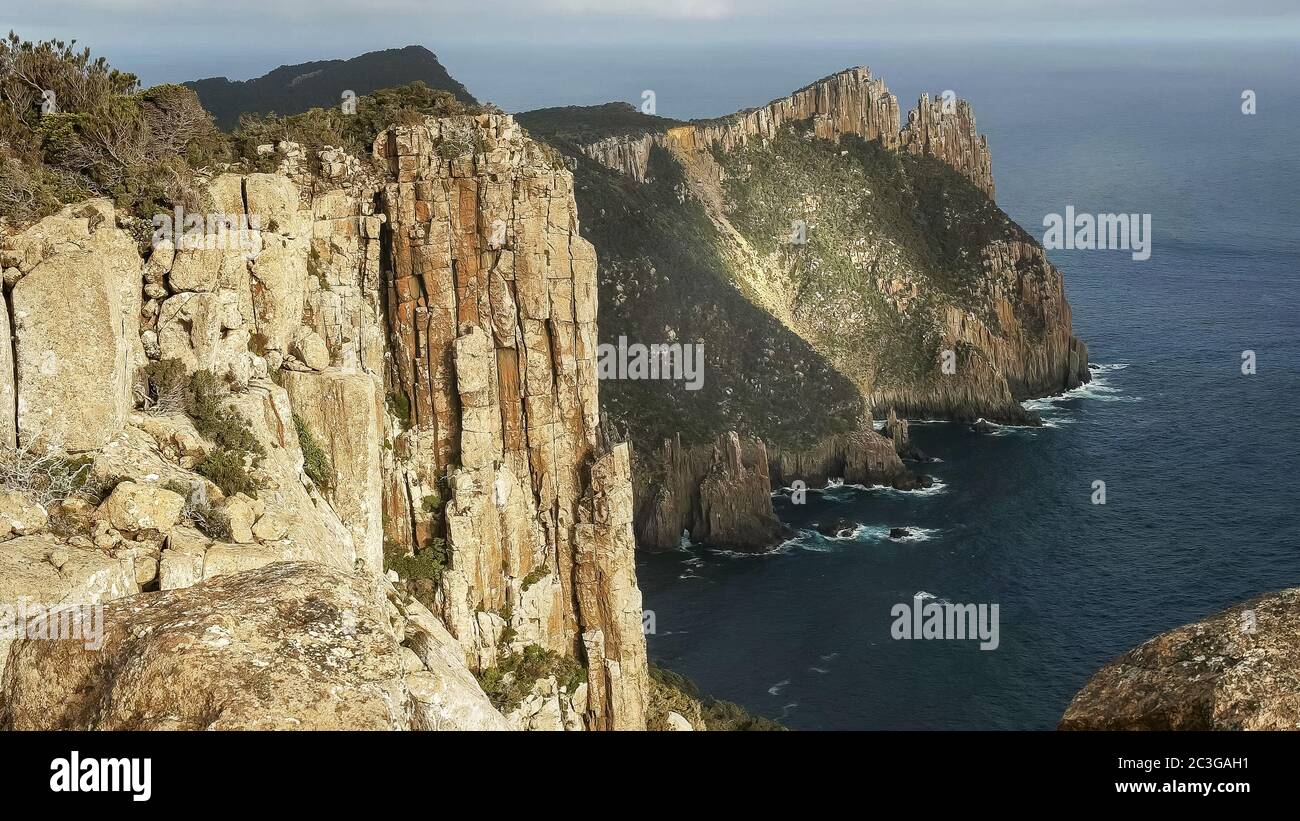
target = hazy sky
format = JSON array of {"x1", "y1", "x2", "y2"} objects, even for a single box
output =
[{"x1": 6, "y1": 0, "x2": 1298, "y2": 109}]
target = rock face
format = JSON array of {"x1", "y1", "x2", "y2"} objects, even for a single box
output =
[
  {"x1": 375, "y1": 113, "x2": 648, "y2": 728},
  {"x1": 767, "y1": 430, "x2": 909, "y2": 489},
  {"x1": 687, "y1": 67, "x2": 902, "y2": 154},
  {"x1": 281, "y1": 369, "x2": 385, "y2": 571},
  {"x1": 0, "y1": 562, "x2": 507, "y2": 730},
  {"x1": 1060, "y1": 589, "x2": 1300, "y2": 730},
  {"x1": 0, "y1": 117, "x2": 650, "y2": 729},
  {"x1": 635, "y1": 432, "x2": 790, "y2": 553},
  {"x1": 521, "y1": 66, "x2": 1089, "y2": 556},
  {"x1": 3, "y1": 200, "x2": 142, "y2": 450},
  {"x1": 580, "y1": 133, "x2": 659, "y2": 183},
  {"x1": 900, "y1": 93, "x2": 995, "y2": 199},
  {"x1": 0, "y1": 535, "x2": 141, "y2": 682},
  {"x1": 575, "y1": 67, "x2": 997, "y2": 199}
]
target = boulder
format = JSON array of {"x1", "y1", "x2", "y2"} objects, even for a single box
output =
[
  {"x1": 1061, "y1": 588, "x2": 1300, "y2": 730},
  {"x1": 1, "y1": 562, "x2": 407, "y2": 730},
  {"x1": 891, "y1": 472, "x2": 933, "y2": 491},
  {"x1": 0, "y1": 536, "x2": 140, "y2": 680},
  {"x1": 665, "y1": 711, "x2": 695, "y2": 731},
  {"x1": 292, "y1": 329, "x2": 330, "y2": 371},
  {"x1": 94, "y1": 481, "x2": 185, "y2": 534},
  {"x1": 224, "y1": 494, "x2": 258, "y2": 544},
  {"x1": 814, "y1": 517, "x2": 859, "y2": 539},
  {"x1": 0, "y1": 490, "x2": 48, "y2": 536}
]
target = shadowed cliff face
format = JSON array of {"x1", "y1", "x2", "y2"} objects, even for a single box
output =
[{"x1": 519, "y1": 65, "x2": 1088, "y2": 552}]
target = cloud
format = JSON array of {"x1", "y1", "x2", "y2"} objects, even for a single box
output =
[{"x1": 541, "y1": 0, "x2": 734, "y2": 20}]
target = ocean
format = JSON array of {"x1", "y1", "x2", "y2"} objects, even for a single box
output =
[{"x1": 562, "y1": 39, "x2": 1300, "y2": 729}]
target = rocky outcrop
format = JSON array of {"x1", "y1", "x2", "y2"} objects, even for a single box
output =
[
  {"x1": 0, "y1": 562, "x2": 507, "y2": 730},
  {"x1": 1060, "y1": 589, "x2": 1300, "y2": 730},
  {"x1": 683, "y1": 67, "x2": 901, "y2": 155},
  {"x1": 575, "y1": 67, "x2": 999, "y2": 199},
  {"x1": 281, "y1": 369, "x2": 385, "y2": 571},
  {"x1": 883, "y1": 409, "x2": 926, "y2": 462},
  {"x1": 0, "y1": 535, "x2": 141, "y2": 681},
  {"x1": 3, "y1": 200, "x2": 142, "y2": 451},
  {"x1": 375, "y1": 113, "x2": 648, "y2": 728},
  {"x1": 580, "y1": 133, "x2": 659, "y2": 183},
  {"x1": 634, "y1": 432, "x2": 789, "y2": 553},
  {"x1": 900, "y1": 93, "x2": 994, "y2": 199},
  {"x1": 0, "y1": 119, "x2": 650, "y2": 730},
  {"x1": 767, "y1": 430, "x2": 909, "y2": 489}
]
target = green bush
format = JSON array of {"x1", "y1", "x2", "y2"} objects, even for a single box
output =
[
  {"x1": 170, "y1": 368, "x2": 264, "y2": 498},
  {"x1": 185, "y1": 370, "x2": 265, "y2": 458},
  {"x1": 385, "y1": 536, "x2": 449, "y2": 582},
  {"x1": 0, "y1": 33, "x2": 225, "y2": 223},
  {"x1": 232, "y1": 82, "x2": 473, "y2": 172},
  {"x1": 292, "y1": 413, "x2": 334, "y2": 490},
  {"x1": 386, "y1": 391, "x2": 412, "y2": 430},
  {"x1": 520, "y1": 565, "x2": 549, "y2": 592},
  {"x1": 477, "y1": 644, "x2": 588, "y2": 712},
  {"x1": 194, "y1": 448, "x2": 258, "y2": 499},
  {"x1": 648, "y1": 666, "x2": 785, "y2": 731}
]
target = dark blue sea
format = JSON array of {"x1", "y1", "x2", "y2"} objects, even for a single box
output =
[{"x1": 583, "y1": 40, "x2": 1300, "y2": 729}]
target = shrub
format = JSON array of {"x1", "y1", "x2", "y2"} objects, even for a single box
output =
[
  {"x1": 165, "y1": 478, "x2": 233, "y2": 540},
  {"x1": 231, "y1": 82, "x2": 473, "y2": 171},
  {"x1": 292, "y1": 413, "x2": 334, "y2": 490},
  {"x1": 386, "y1": 391, "x2": 412, "y2": 431},
  {"x1": 0, "y1": 444, "x2": 98, "y2": 505},
  {"x1": 385, "y1": 536, "x2": 449, "y2": 582},
  {"x1": 477, "y1": 644, "x2": 588, "y2": 712},
  {"x1": 648, "y1": 666, "x2": 785, "y2": 731},
  {"x1": 194, "y1": 447, "x2": 258, "y2": 499},
  {"x1": 185, "y1": 369, "x2": 265, "y2": 458},
  {"x1": 140, "y1": 358, "x2": 188, "y2": 415},
  {"x1": 520, "y1": 564, "x2": 549, "y2": 592},
  {"x1": 0, "y1": 33, "x2": 225, "y2": 223}
]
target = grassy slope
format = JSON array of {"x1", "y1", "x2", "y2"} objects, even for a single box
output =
[
  {"x1": 564, "y1": 142, "x2": 862, "y2": 451},
  {"x1": 719, "y1": 124, "x2": 1034, "y2": 395}
]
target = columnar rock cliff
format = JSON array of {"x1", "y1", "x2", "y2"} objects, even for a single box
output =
[
  {"x1": 686, "y1": 67, "x2": 901, "y2": 154},
  {"x1": 899, "y1": 93, "x2": 995, "y2": 199},
  {"x1": 0, "y1": 114, "x2": 649, "y2": 730},
  {"x1": 576, "y1": 68, "x2": 991, "y2": 199},
  {"x1": 634, "y1": 432, "x2": 790, "y2": 552},
  {"x1": 375, "y1": 113, "x2": 646, "y2": 728}
]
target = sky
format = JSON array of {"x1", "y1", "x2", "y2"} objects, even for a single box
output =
[{"x1": 4, "y1": 0, "x2": 1298, "y2": 114}]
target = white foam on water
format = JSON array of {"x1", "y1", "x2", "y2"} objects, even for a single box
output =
[
  {"x1": 889, "y1": 526, "x2": 941, "y2": 543},
  {"x1": 768, "y1": 679, "x2": 790, "y2": 696},
  {"x1": 872, "y1": 479, "x2": 949, "y2": 496}
]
